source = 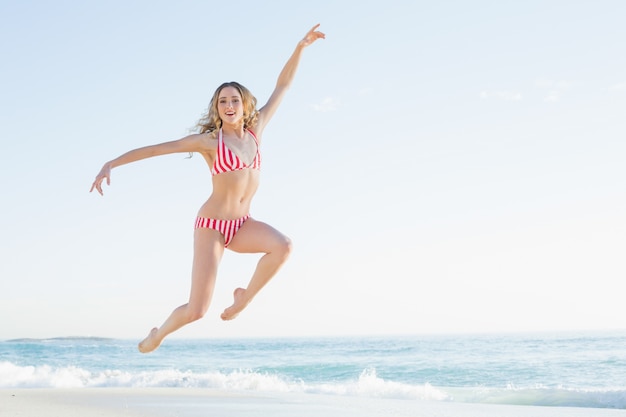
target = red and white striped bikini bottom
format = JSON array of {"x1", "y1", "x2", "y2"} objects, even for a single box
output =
[{"x1": 194, "y1": 214, "x2": 250, "y2": 247}]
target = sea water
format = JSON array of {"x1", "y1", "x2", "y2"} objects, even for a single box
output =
[{"x1": 1, "y1": 332, "x2": 625, "y2": 410}]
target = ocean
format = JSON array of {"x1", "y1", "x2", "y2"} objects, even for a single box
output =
[{"x1": 1, "y1": 332, "x2": 625, "y2": 411}]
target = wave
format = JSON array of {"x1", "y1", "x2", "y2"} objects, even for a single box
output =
[
  {"x1": 0, "y1": 362, "x2": 445, "y2": 400},
  {"x1": 1, "y1": 361, "x2": 624, "y2": 409},
  {"x1": 6, "y1": 337, "x2": 115, "y2": 343}
]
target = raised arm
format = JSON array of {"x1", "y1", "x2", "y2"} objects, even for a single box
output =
[
  {"x1": 90, "y1": 133, "x2": 211, "y2": 195},
  {"x1": 255, "y1": 24, "x2": 325, "y2": 135}
]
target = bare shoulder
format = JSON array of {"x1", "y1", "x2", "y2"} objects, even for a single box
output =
[
  {"x1": 172, "y1": 132, "x2": 217, "y2": 154},
  {"x1": 195, "y1": 131, "x2": 218, "y2": 151},
  {"x1": 249, "y1": 115, "x2": 269, "y2": 140},
  {"x1": 247, "y1": 126, "x2": 263, "y2": 142}
]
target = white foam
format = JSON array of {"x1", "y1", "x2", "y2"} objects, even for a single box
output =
[
  {"x1": 306, "y1": 368, "x2": 449, "y2": 401},
  {"x1": 2, "y1": 361, "x2": 624, "y2": 409}
]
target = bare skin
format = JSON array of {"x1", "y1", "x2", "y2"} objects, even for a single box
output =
[
  {"x1": 139, "y1": 218, "x2": 291, "y2": 352},
  {"x1": 92, "y1": 25, "x2": 324, "y2": 354}
]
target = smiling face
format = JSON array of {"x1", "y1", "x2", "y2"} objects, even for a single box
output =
[
  {"x1": 217, "y1": 86, "x2": 244, "y2": 126},
  {"x1": 198, "y1": 82, "x2": 259, "y2": 134}
]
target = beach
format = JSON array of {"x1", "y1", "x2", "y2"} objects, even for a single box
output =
[
  {"x1": 4, "y1": 388, "x2": 626, "y2": 417},
  {"x1": 2, "y1": 334, "x2": 625, "y2": 415}
]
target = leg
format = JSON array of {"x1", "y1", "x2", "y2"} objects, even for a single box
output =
[
  {"x1": 220, "y1": 218, "x2": 292, "y2": 320},
  {"x1": 138, "y1": 228, "x2": 225, "y2": 353}
]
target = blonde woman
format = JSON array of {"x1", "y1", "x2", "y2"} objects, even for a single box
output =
[{"x1": 90, "y1": 24, "x2": 325, "y2": 353}]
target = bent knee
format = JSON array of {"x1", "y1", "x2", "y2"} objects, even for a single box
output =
[
  {"x1": 187, "y1": 305, "x2": 208, "y2": 322},
  {"x1": 275, "y1": 235, "x2": 293, "y2": 259}
]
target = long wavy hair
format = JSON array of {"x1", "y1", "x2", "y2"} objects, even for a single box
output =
[{"x1": 196, "y1": 82, "x2": 259, "y2": 137}]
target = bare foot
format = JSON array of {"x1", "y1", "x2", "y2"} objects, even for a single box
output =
[
  {"x1": 221, "y1": 288, "x2": 249, "y2": 321},
  {"x1": 138, "y1": 327, "x2": 161, "y2": 353}
]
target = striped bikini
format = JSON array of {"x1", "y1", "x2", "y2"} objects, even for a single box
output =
[
  {"x1": 210, "y1": 128, "x2": 261, "y2": 175},
  {"x1": 194, "y1": 214, "x2": 250, "y2": 247},
  {"x1": 195, "y1": 129, "x2": 261, "y2": 247}
]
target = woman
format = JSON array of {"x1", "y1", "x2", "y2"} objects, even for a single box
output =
[{"x1": 90, "y1": 24, "x2": 325, "y2": 353}]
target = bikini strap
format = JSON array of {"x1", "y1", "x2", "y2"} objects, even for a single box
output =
[{"x1": 247, "y1": 128, "x2": 259, "y2": 144}]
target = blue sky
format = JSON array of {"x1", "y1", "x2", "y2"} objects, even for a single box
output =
[{"x1": 1, "y1": 1, "x2": 625, "y2": 340}]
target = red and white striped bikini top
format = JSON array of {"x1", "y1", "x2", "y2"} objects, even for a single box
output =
[{"x1": 211, "y1": 128, "x2": 261, "y2": 176}]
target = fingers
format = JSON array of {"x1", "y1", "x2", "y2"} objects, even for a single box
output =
[
  {"x1": 309, "y1": 23, "x2": 325, "y2": 38},
  {"x1": 89, "y1": 181, "x2": 104, "y2": 195},
  {"x1": 90, "y1": 164, "x2": 112, "y2": 195},
  {"x1": 301, "y1": 24, "x2": 325, "y2": 47},
  {"x1": 90, "y1": 174, "x2": 108, "y2": 196}
]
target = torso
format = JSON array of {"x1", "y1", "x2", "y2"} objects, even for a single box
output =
[
  {"x1": 211, "y1": 129, "x2": 261, "y2": 175},
  {"x1": 197, "y1": 128, "x2": 261, "y2": 220}
]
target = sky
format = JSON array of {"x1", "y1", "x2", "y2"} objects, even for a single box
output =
[{"x1": 1, "y1": 0, "x2": 625, "y2": 340}]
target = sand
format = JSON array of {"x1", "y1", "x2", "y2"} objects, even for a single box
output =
[{"x1": 2, "y1": 388, "x2": 625, "y2": 417}]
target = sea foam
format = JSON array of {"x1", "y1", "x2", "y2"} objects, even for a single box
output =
[{"x1": 3, "y1": 361, "x2": 625, "y2": 409}]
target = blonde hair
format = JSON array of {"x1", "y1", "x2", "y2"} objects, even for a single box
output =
[{"x1": 196, "y1": 82, "x2": 259, "y2": 136}]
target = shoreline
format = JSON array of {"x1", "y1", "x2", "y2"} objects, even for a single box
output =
[{"x1": 3, "y1": 388, "x2": 625, "y2": 417}]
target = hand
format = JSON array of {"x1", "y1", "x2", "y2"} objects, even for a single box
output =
[
  {"x1": 90, "y1": 163, "x2": 112, "y2": 196},
  {"x1": 299, "y1": 23, "x2": 325, "y2": 48}
]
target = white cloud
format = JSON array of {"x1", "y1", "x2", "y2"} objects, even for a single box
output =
[
  {"x1": 312, "y1": 97, "x2": 340, "y2": 112},
  {"x1": 543, "y1": 91, "x2": 561, "y2": 102},
  {"x1": 609, "y1": 82, "x2": 626, "y2": 91},
  {"x1": 479, "y1": 90, "x2": 522, "y2": 101},
  {"x1": 535, "y1": 79, "x2": 571, "y2": 102}
]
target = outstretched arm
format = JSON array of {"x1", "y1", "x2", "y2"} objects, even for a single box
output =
[
  {"x1": 255, "y1": 24, "x2": 325, "y2": 135},
  {"x1": 90, "y1": 133, "x2": 211, "y2": 195}
]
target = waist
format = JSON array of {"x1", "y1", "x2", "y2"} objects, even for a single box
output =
[
  {"x1": 201, "y1": 172, "x2": 259, "y2": 217},
  {"x1": 198, "y1": 195, "x2": 253, "y2": 220}
]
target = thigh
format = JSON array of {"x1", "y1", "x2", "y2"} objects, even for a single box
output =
[
  {"x1": 227, "y1": 218, "x2": 289, "y2": 254},
  {"x1": 189, "y1": 228, "x2": 225, "y2": 302},
  {"x1": 192, "y1": 228, "x2": 225, "y2": 275}
]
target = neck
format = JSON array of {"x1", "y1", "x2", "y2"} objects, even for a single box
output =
[{"x1": 221, "y1": 122, "x2": 245, "y2": 138}]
